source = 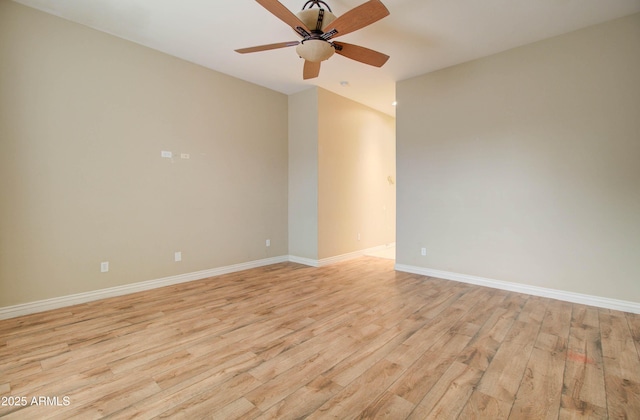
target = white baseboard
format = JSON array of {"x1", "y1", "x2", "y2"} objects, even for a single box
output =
[
  {"x1": 0, "y1": 256, "x2": 289, "y2": 320},
  {"x1": 13, "y1": 253, "x2": 628, "y2": 320},
  {"x1": 288, "y1": 255, "x2": 320, "y2": 267},
  {"x1": 290, "y1": 243, "x2": 395, "y2": 268},
  {"x1": 394, "y1": 264, "x2": 640, "y2": 314},
  {"x1": 1, "y1": 247, "x2": 392, "y2": 320}
]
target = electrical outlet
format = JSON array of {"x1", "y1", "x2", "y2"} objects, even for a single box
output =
[
  {"x1": 357, "y1": 233, "x2": 361, "y2": 241},
  {"x1": 174, "y1": 251, "x2": 182, "y2": 262},
  {"x1": 161, "y1": 151, "x2": 172, "y2": 158},
  {"x1": 266, "y1": 239, "x2": 271, "y2": 247},
  {"x1": 421, "y1": 247, "x2": 427, "y2": 256},
  {"x1": 100, "y1": 261, "x2": 109, "y2": 272}
]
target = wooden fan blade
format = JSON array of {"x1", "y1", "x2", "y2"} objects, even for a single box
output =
[
  {"x1": 256, "y1": 0, "x2": 311, "y2": 34},
  {"x1": 323, "y1": 0, "x2": 389, "y2": 39},
  {"x1": 235, "y1": 41, "x2": 300, "y2": 54},
  {"x1": 333, "y1": 42, "x2": 389, "y2": 67},
  {"x1": 303, "y1": 60, "x2": 321, "y2": 80}
]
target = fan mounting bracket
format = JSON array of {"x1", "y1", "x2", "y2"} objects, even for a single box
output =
[{"x1": 302, "y1": 0, "x2": 332, "y2": 12}]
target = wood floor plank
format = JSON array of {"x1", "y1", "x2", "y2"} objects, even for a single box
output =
[
  {"x1": 256, "y1": 376, "x2": 343, "y2": 420},
  {"x1": 456, "y1": 296, "x2": 522, "y2": 371},
  {"x1": 324, "y1": 323, "x2": 420, "y2": 387},
  {"x1": 387, "y1": 331, "x2": 473, "y2": 405},
  {"x1": 459, "y1": 390, "x2": 512, "y2": 419},
  {"x1": 384, "y1": 304, "x2": 467, "y2": 368},
  {"x1": 119, "y1": 355, "x2": 262, "y2": 419},
  {"x1": 1, "y1": 257, "x2": 638, "y2": 419},
  {"x1": 517, "y1": 295, "x2": 549, "y2": 325},
  {"x1": 407, "y1": 361, "x2": 483, "y2": 419},
  {"x1": 509, "y1": 300, "x2": 572, "y2": 418},
  {"x1": 212, "y1": 397, "x2": 260, "y2": 420},
  {"x1": 510, "y1": 346, "x2": 566, "y2": 419},
  {"x1": 626, "y1": 312, "x2": 640, "y2": 357},
  {"x1": 150, "y1": 373, "x2": 262, "y2": 419},
  {"x1": 0, "y1": 383, "x2": 10, "y2": 394},
  {"x1": 308, "y1": 358, "x2": 405, "y2": 419},
  {"x1": 357, "y1": 391, "x2": 414, "y2": 419},
  {"x1": 449, "y1": 289, "x2": 508, "y2": 338},
  {"x1": 475, "y1": 319, "x2": 540, "y2": 404},
  {"x1": 7, "y1": 364, "x2": 114, "y2": 403},
  {"x1": 599, "y1": 309, "x2": 640, "y2": 418},
  {"x1": 560, "y1": 306, "x2": 607, "y2": 418},
  {"x1": 51, "y1": 378, "x2": 162, "y2": 419},
  {"x1": 246, "y1": 334, "x2": 355, "y2": 411}
]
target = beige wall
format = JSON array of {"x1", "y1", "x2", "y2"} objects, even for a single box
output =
[
  {"x1": 397, "y1": 14, "x2": 640, "y2": 302},
  {"x1": 0, "y1": 2, "x2": 288, "y2": 307},
  {"x1": 288, "y1": 87, "x2": 396, "y2": 261},
  {"x1": 288, "y1": 88, "x2": 319, "y2": 260},
  {"x1": 318, "y1": 88, "x2": 396, "y2": 259}
]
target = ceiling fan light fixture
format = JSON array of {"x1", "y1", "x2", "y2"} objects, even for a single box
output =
[
  {"x1": 296, "y1": 39, "x2": 335, "y2": 62},
  {"x1": 236, "y1": 0, "x2": 391, "y2": 79}
]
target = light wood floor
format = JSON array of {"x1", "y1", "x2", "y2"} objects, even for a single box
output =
[{"x1": 1, "y1": 257, "x2": 639, "y2": 419}]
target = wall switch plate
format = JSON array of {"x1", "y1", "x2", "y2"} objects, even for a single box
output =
[
  {"x1": 421, "y1": 247, "x2": 427, "y2": 256},
  {"x1": 174, "y1": 251, "x2": 182, "y2": 262},
  {"x1": 266, "y1": 239, "x2": 270, "y2": 247},
  {"x1": 101, "y1": 261, "x2": 109, "y2": 272},
  {"x1": 161, "y1": 151, "x2": 172, "y2": 158}
]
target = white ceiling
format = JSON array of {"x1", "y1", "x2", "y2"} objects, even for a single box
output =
[{"x1": 13, "y1": 0, "x2": 640, "y2": 116}]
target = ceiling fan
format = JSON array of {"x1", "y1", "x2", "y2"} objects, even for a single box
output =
[{"x1": 235, "y1": 0, "x2": 390, "y2": 80}]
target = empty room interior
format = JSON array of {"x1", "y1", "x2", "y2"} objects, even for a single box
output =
[{"x1": 1, "y1": 0, "x2": 639, "y2": 418}]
